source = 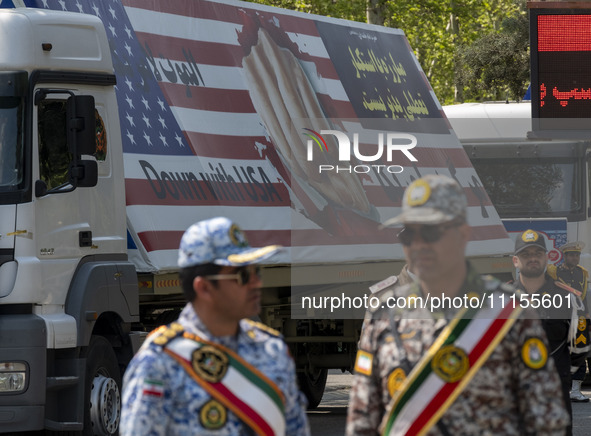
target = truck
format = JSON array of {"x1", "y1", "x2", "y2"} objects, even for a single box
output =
[
  {"x1": 0, "y1": 1, "x2": 513, "y2": 434},
  {"x1": 443, "y1": 102, "x2": 591, "y2": 271}
]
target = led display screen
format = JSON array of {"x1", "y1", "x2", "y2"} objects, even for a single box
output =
[{"x1": 530, "y1": 8, "x2": 591, "y2": 131}]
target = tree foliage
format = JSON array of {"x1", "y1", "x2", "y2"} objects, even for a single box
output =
[
  {"x1": 245, "y1": 0, "x2": 529, "y2": 104},
  {"x1": 455, "y1": 8, "x2": 529, "y2": 101}
]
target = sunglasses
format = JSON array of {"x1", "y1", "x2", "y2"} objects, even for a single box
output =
[
  {"x1": 204, "y1": 265, "x2": 261, "y2": 286},
  {"x1": 397, "y1": 222, "x2": 462, "y2": 246}
]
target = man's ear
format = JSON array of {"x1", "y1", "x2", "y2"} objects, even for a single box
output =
[
  {"x1": 459, "y1": 223, "x2": 471, "y2": 244},
  {"x1": 193, "y1": 276, "x2": 214, "y2": 302},
  {"x1": 512, "y1": 255, "x2": 519, "y2": 268}
]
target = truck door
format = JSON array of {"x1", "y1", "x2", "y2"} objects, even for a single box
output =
[{"x1": 32, "y1": 90, "x2": 100, "y2": 304}]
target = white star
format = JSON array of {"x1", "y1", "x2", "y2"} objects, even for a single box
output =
[
  {"x1": 58, "y1": 0, "x2": 67, "y2": 10},
  {"x1": 125, "y1": 94, "x2": 134, "y2": 109},
  {"x1": 42, "y1": 0, "x2": 49, "y2": 8},
  {"x1": 157, "y1": 97, "x2": 166, "y2": 111},
  {"x1": 124, "y1": 42, "x2": 133, "y2": 57},
  {"x1": 75, "y1": 0, "x2": 84, "y2": 12},
  {"x1": 125, "y1": 77, "x2": 134, "y2": 92},
  {"x1": 141, "y1": 97, "x2": 150, "y2": 111},
  {"x1": 92, "y1": 4, "x2": 100, "y2": 17},
  {"x1": 159, "y1": 133, "x2": 168, "y2": 147},
  {"x1": 142, "y1": 114, "x2": 151, "y2": 128},
  {"x1": 126, "y1": 112, "x2": 135, "y2": 127},
  {"x1": 109, "y1": 5, "x2": 117, "y2": 19},
  {"x1": 108, "y1": 24, "x2": 117, "y2": 37},
  {"x1": 124, "y1": 25, "x2": 133, "y2": 39},
  {"x1": 158, "y1": 115, "x2": 166, "y2": 129},
  {"x1": 126, "y1": 130, "x2": 136, "y2": 145},
  {"x1": 143, "y1": 132, "x2": 152, "y2": 146},
  {"x1": 175, "y1": 134, "x2": 184, "y2": 147}
]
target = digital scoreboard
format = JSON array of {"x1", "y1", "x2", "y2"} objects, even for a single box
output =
[{"x1": 530, "y1": 3, "x2": 591, "y2": 133}]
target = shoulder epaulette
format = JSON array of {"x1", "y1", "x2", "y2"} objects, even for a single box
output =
[
  {"x1": 151, "y1": 322, "x2": 185, "y2": 347},
  {"x1": 369, "y1": 275, "x2": 398, "y2": 294},
  {"x1": 579, "y1": 265, "x2": 589, "y2": 277},
  {"x1": 244, "y1": 319, "x2": 281, "y2": 337},
  {"x1": 481, "y1": 274, "x2": 502, "y2": 292},
  {"x1": 547, "y1": 264, "x2": 558, "y2": 280}
]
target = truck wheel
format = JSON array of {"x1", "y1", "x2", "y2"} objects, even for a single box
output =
[
  {"x1": 298, "y1": 368, "x2": 328, "y2": 409},
  {"x1": 84, "y1": 336, "x2": 121, "y2": 436}
]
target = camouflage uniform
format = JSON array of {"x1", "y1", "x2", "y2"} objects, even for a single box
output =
[
  {"x1": 346, "y1": 265, "x2": 570, "y2": 436},
  {"x1": 121, "y1": 303, "x2": 310, "y2": 435},
  {"x1": 121, "y1": 217, "x2": 310, "y2": 435}
]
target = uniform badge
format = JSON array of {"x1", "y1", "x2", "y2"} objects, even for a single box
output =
[
  {"x1": 192, "y1": 345, "x2": 229, "y2": 383},
  {"x1": 406, "y1": 179, "x2": 431, "y2": 206},
  {"x1": 387, "y1": 368, "x2": 407, "y2": 397},
  {"x1": 521, "y1": 338, "x2": 548, "y2": 370},
  {"x1": 354, "y1": 350, "x2": 373, "y2": 376},
  {"x1": 432, "y1": 345, "x2": 469, "y2": 383},
  {"x1": 522, "y1": 230, "x2": 539, "y2": 243},
  {"x1": 578, "y1": 316, "x2": 587, "y2": 332},
  {"x1": 229, "y1": 223, "x2": 248, "y2": 248},
  {"x1": 199, "y1": 399, "x2": 227, "y2": 429},
  {"x1": 142, "y1": 379, "x2": 164, "y2": 398}
]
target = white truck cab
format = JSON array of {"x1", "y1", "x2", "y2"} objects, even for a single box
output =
[{"x1": 0, "y1": 9, "x2": 136, "y2": 434}]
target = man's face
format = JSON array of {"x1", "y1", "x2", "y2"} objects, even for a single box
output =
[
  {"x1": 399, "y1": 220, "x2": 470, "y2": 283},
  {"x1": 563, "y1": 251, "x2": 580, "y2": 268},
  {"x1": 513, "y1": 246, "x2": 547, "y2": 278},
  {"x1": 206, "y1": 265, "x2": 263, "y2": 323}
]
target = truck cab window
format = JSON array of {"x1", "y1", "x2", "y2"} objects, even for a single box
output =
[
  {"x1": 95, "y1": 109, "x2": 107, "y2": 161},
  {"x1": 38, "y1": 100, "x2": 71, "y2": 190},
  {"x1": 472, "y1": 159, "x2": 581, "y2": 217},
  {"x1": 0, "y1": 97, "x2": 24, "y2": 190}
]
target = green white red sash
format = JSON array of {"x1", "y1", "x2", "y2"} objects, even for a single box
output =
[
  {"x1": 382, "y1": 292, "x2": 523, "y2": 436},
  {"x1": 164, "y1": 332, "x2": 286, "y2": 436}
]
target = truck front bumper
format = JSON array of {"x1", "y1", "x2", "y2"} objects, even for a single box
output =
[{"x1": 0, "y1": 314, "x2": 46, "y2": 433}]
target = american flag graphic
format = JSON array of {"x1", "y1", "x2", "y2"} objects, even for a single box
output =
[{"x1": 8, "y1": 0, "x2": 512, "y2": 271}]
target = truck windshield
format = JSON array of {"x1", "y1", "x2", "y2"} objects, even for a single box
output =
[
  {"x1": 472, "y1": 158, "x2": 581, "y2": 217},
  {"x1": 0, "y1": 97, "x2": 24, "y2": 190}
]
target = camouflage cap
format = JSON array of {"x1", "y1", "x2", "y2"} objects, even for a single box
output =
[
  {"x1": 383, "y1": 174, "x2": 467, "y2": 226},
  {"x1": 560, "y1": 241, "x2": 585, "y2": 253},
  {"x1": 514, "y1": 229, "x2": 547, "y2": 255},
  {"x1": 178, "y1": 217, "x2": 282, "y2": 268}
]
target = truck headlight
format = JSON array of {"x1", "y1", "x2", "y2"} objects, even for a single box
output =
[{"x1": 0, "y1": 362, "x2": 26, "y2": 393}]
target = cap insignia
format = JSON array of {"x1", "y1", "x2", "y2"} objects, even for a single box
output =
[
  {"x1": 522, "y1": 230, "x2": 539, "y2": 243},
  {"x1": 406, "y1": 179, "x2": 431, "y2": 206}
]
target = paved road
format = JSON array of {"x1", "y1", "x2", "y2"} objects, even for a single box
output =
[{"x1": 308, "y1": 371, "x2": 591, "y2": 436}]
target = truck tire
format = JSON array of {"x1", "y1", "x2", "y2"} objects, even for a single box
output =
[
  {"x1": 84, "y1": 336, "x2": 122, "y2": 436},
  {"x1": 297, "y1": 368, "x2": 328, "y2": 410}
]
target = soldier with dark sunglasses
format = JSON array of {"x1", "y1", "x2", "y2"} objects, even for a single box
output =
[{"x1": 346, "y1": 174, "x2": 569, "y2": 436}]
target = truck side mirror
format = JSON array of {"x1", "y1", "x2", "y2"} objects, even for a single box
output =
[
  {"x1": 67, "y1": 95, "x2": 96, "y2": 157},
  {"x1": 70, "y1": 160, "x2": 98, "y2": 188}
]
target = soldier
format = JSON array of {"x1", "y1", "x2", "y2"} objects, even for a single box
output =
[
  {"x1": 512, "y1": 230, "x2": 580, "y2": 435},
  {"x1": 346, "y1": 174, "x2": 569, "y2": 436},
  {"x1": 121, "y1": 217, "x2": 310, "y2": 435},
  {"x1": 548, "y1": 241, "x2": 591, "y2": 402}
]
